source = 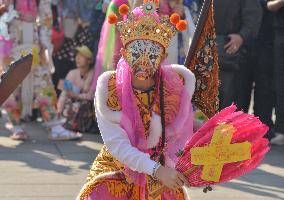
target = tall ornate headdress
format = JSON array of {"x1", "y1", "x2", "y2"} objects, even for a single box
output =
[{"x1": 107, "y1": 0, "x2": 188, "y2": 50}]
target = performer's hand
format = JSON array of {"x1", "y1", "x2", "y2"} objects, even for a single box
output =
[
  {"x1": 156, "y1": 166, "x2": 190, "y2": 190},
  {"x1": 224, "y1": 34, "x2": 243, "y2": 55}
]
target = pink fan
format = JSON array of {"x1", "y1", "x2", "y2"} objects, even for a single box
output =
[{"x1": 176, "y1": 104, "x2": 269, "y2": 187}]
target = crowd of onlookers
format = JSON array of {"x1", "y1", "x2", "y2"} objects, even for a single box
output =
[{"x1": 0, "y1": 0, "x2": 284, "y2": 145}]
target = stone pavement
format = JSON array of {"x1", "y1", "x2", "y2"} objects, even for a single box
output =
[{"x1": 0, "y1": 118, "x2": 283, "y2": 200}]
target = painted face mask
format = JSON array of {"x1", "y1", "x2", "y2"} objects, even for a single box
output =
[{"x1": 125, "y1": 40, "x2": 164, "y2": 80}]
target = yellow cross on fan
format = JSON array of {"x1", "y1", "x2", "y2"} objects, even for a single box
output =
[{"x1": 190, "y1": 123, "x2": 251, "y2": 182}]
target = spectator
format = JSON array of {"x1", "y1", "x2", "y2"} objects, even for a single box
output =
[
  {"x1": 268, "y1": 0, "x2": 284, "y2": 145},
  {"x1": 51, "y1": 0, "x2": 77, "y2": 95},
  {"x1": 168, "y1": 0, "x2": 196, "y2": 64},
  {"x1": 184, "y1": 0, "x2": 201, "y2": 25},
  {"x1": 0, "y1": 2, "x2": 16, "y2": 70},
  {"x1": 52, "y1": 0, "x2": 95, "y2": 96},
  {"x1": 78, "y1": 0, "x2": 97, "y2": 26},
  {"x1": 3, "y1": 0, "x2": 81, "y2": 141},
  {"x1": 57, "y1": 45, "x2": 97, "y2": 134},
  {"x1": 89, "y1": 0, "x2": 107, "y2": 63},
  {"x1": 214, "y1": 0, "x2": 262, "y2": 109},
  {"x1": 61, "y1": 0, "x2": 79, "y2": 39},
  {"x1": 236, "y1": 0, "x2": 275, "y2": 140}
]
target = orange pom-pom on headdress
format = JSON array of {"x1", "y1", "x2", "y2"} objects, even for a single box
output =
[
  {"x1": 119, "y1": 4, "x2": 129, "y2": 16},
  {"x1": 108, "y1": 13, "x2": 118, "y2": 24},
  {"x1": 170, "y1": 13, "x2": 181, "y2": 25},
  {"x1": 176, "y1": 20, "x2": 188, "y2": 31}
]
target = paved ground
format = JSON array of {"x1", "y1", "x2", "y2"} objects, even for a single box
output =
[{"x1": 0, "y1": 117, "x2": 284, "y2": 200}]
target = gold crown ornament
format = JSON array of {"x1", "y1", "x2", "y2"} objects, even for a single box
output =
[{"x1": 107, "y1": 0, "x2": 188, "y2": 50}]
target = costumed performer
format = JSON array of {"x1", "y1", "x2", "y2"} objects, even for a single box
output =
[{"x1": 77, "y1": 1, "x2": 195, "y2": 199}]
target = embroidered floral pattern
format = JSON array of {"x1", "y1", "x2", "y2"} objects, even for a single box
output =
[
  {"x1": 187, "y1": 3, "x2": 219, "y2": 118},
  {"x1": 194, "y1": 35, "x2": 215, "y2": 91}
]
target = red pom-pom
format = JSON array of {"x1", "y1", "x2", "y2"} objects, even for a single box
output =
[
  {"x1": 119, "y1": 4, "x2": 129, "y2": 16},
  {"x1": 170, "y1": 13, "x2": 181, "y2": 25},
  {"x1": 108, "y1": 13, "x2": 118, "y2": 24},
  {"x1": 176, "y1": 20, "x2": 188, "y2": 31}
]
